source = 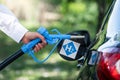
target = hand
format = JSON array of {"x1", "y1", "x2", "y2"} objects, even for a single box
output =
[{"x1": 21, "y1": 32, "x2": 47, "y2": 52}]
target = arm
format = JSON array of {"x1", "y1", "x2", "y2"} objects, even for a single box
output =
[
  {"x1": 0, "y1": 4, "x2": 28, "y2": 43},
  {"x1": 0, "y1": 5, "x2": 46, "y2": 52}
]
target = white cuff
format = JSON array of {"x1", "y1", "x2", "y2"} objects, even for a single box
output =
[{"x1": 9, "y1": 22, "x2": 28, "y2": 43}]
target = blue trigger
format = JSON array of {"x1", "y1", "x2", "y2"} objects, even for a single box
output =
[{"x1": 27, "y1": 39, "x2": 61, "y2": 64}]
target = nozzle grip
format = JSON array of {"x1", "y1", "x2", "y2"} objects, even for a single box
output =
[
  {"x1": 21, "y1": 27, "x2": 47, "y2": 53},
  {"x1": 21, "y1": 38, "x2": 40, "y2": 53}
]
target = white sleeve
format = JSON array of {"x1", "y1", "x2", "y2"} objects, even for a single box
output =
[{"x1": 0, "y1": 5, "x2": 28, "y2": 43}]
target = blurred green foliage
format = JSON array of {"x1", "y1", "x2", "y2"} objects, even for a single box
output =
[{"x1": 52, "y1": 1, "x2": 98, "y2": 39}]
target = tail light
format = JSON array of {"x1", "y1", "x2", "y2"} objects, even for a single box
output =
[{"x1": 97, "y1": 52, "x2": 120, "y2": 80}]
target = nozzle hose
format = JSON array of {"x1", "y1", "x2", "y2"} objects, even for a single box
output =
[{"x1": 0, "y1": 50, "x2": 24, "y2": 71}]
